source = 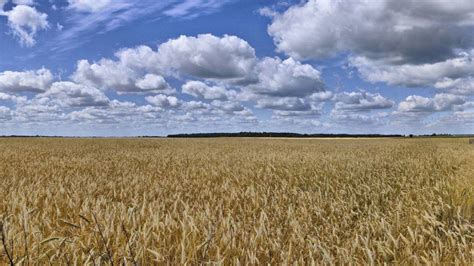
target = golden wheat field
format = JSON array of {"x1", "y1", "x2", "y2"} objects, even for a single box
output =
[{"x1": 0, "y1": 138, "x2": 473, "y2": 264}]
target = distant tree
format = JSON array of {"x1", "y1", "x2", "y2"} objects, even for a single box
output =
[{"x1": 168, "y1": 132, "x2": 404, "y2": 138}]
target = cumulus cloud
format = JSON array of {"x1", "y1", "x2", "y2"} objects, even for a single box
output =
[
  {"x1": 72, "y1": 59, "x2": 174, "y2": 94},
  {"x1": 0, "y1": 68, "x2": 53, "y2": 93},
  {"x1": 420, "y1": 109, "x2": 474, "y2": 133},
  {"x1": 434, "y1": 77, "x2": 474, "y2": 95},
  {"x1": 2, "y1": 4, "x2": 48, "y2": 47},
  {"x1": 182, "y1": 80, "x2": 236, "y2": 100},
  {"x1": 1, "y1": 80, "x2": 113, "y2": 124},
  {"x1": 72, "y1": 34, "x2": 329, "y2": 101},
  {"x1": 272, "y1": 109, "x2": 322, "y2": 118},
  {"x1": 13, "y1": 96, "x2": 65, "y2": 123},
  {"x1": 135, "y1": 74, "x2": 175, "y2": 94},
  {"x1": 38, "y1": 81, "x2": 110, "y2": 108},
  {"x1": 330, "y1": 110, "x2": 389, "y2": 126},
  {"x1": 265, "y1": 0, "x2": 474, "y2": 63},
  {"x1": 179, "y1": 99, "x2": 253, "y2": 120},
  {"x1": 145, "y1": 94, "x2": 181, "y2": 109},
  {"x1": 114, "y1": 46, "x2": 161, "y2": 73},
  {"x1": 72, "y1": 59, "x2": 134, "y2": 89},
  {"x1": 398, "y1": 94, "x2": 466, "y2": 113},
  {"x1": 157, "y1": 34, "x2": 256, "y2": 81},
  {"x1": 61, "y1": 33, "x2": 331, "y2": 126},
  {"x1": 209, "y1": 100, "x2": 245, "y2": 114},
  {"x1": 67, "y1": 100, "x2": 153, "y2": 124},
  {"x1": 351, "y1": 52, "x2": 474, "y2": 87},
  {"x1": 71, "y1": 34, "x2": 260, "y2": 93},
  {"x1": 309, "y1": 91, "x2": 333, "y2": 102},
  {"x1": 246, "y1": 57, "x2": 324, "y2": 97},
  {"x1": 0, "y1": 92, "x2": 27, "y2": 103},
  {"x1": 257, "y1": 97, "x2": 311, "y2": 111},
  {"x1": 333, "y1": 91, "x2": 394, "y2": 111},
  {"x1": 264, "y1": 0, "x2": 474, "y2": 91},
  {"x1": 327, "y1": 90, "x2": 394, "y2": 126},
  {"x1": 62, "y1": 32, "x2": 337, "y2": 129},
  {"x1": 437, "y1": 111, "x2": 474, "y2": 125},
  {"x1": 209, "y1": 100, "x2": 240, "y2": 111},
  {"x1": 0, "y1": 106, "x2": 13, "y2": 121}
]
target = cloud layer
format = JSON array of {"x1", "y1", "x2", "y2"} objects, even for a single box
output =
[
  {"x1": 1, "y1": 3, "x2": 49, "y2": 46},
  {"x1": 266, "y1": 0, "x2": 474, "y2": 63},
  {"x1": 0, "y1": 1, "x2": 473, "y2": 135},
  {"x1": 265, "y1": 0, "x2": 474, "y2": 96}
]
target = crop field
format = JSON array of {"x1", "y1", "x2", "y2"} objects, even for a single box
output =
[{"x1": 0, "y1": 138, "x2": 473, "y2": 264}]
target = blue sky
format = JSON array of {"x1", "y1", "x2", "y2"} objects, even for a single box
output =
[{"x1": 0, "y1": 0, "x2": 473, "y2": 136}]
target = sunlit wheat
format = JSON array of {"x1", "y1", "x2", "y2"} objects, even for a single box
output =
[{"x1": 0, "y1": 138, "x2": 472, "y2": 264}]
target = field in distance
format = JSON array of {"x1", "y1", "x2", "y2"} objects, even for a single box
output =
[{"x1": 0, "y1": 138, "x2": 472, "y2": 264}]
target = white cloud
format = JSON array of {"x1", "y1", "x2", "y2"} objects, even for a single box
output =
[
  {"x1": 327, "y1": 90, "x2": 394, "y2": 127},
  {"x1": 330, "y1": 110, "x2": 389, "y2": 126},
  {"x1": 145, "y1": 95, "x2": 181, "y2": 109},
  {"x1": 182, "y1": 100, "x2": 211, "y2": 112},
  {"x1": 245, "y1": 57, "x2": 324, "y2": 97},
  {"x1": 434, "y1": 77, "x2": 474, "y2": 95},
  {"x1": 265, "y1": 0, "x2": 474, "y2": 91},
  {"x1": 2, "y1": 5, "x2": 48, "y2": 47},
  {"x1": 68, "y1": 0, "x2": 112, "y2": 12},
  {"x1": 72, "y1": 59, "x2": 138, "y2": 90},
  {"x1": 256, "y1": 97, "x2": 311, "y2": 111},
  {"x1": 72, "y1": 59, "x2": 173, "y2": 94},
  {"x1": 182, "y1": 80, "x2": 235, "y2": 100},
  {"x1": 309, "y1": 91, "x2": 333, "y2": 102},
  {"x1": 67, "y1": 33, "x2": 334, "y2": 127},
  {"x1": 272, "y1": 109, "x2": 322, "y2": 118},
  {"x1": 0, "y1": 68, "x2": 53, "y2": 93},
  {"x1": 333, "y1": 91, "x2": 394, "y2": 111},
  {"x1": 72, "y1": 35, "x2": 328, "y2": 102},
  {"x1": 0, "y1": 106, "x2": 13, "y2": 121},
  {"x1": 13, "y1": 97, "x2": 65, "y2": 123},
  {"x1": 351, "y1": 52, "x2": 474, "y2": 87},
  {"x1": 424, "y1": 110, "x2": 474, "y2": 133},
  {"x1": 39, "y1": 81, "x2": 110, "y2": 108},
  {"x1": 71, "y1": 34, "x2": 259, "y2": 93},
  {"x1": 157, "y1": 34, "x2": 256, "y2": 81},
  {"x1": 265, "y1": 0, "x2": 474, "y2": 63},
  {"x1": 114, "y1": 46, "x2": 161, "y2": 73},
  {"x1": 398, "y1": 94, "x2": 466, "y2": 113},
  {"x1": 135, "y1": 74, "x2": 175, "y2": 94},
  {"x1": 67, "y1": 100, "x2": 157, "y2": 124},
  {"x1": 178, "y1": 99, "x2": 254, "y2": 119},
  {"x1": 0, "y1": 92, "x2": 27, "y2": 103},
  {"x1": 210, "y1": 100, "x2": 244, "y2": 114}
]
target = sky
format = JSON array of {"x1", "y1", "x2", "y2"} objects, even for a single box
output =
[{"x1": 0, "y1": 0, "x2": 473, "y2": 136}]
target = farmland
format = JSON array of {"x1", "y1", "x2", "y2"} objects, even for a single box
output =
[{"x1": 0, "y1": 138, "x2": 473, "y2": 264}]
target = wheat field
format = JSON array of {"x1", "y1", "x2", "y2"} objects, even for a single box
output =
[{"x1": 0, "y1": 138, "x2": 472, "y2": 264}]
